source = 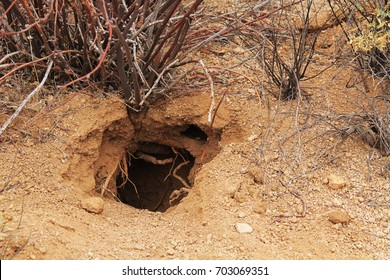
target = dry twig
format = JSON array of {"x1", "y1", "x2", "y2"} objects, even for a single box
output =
[{"x1": 0, "y1": 60, "x2": 53, "y2": 137}]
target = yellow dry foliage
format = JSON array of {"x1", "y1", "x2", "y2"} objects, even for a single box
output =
[{"x1": 350, "y1": 4, "x2": 390, "y2": 52}]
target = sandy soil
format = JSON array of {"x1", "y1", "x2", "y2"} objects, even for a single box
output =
[{"x1": 0, "y1": 0, "x2": 389, "y2": 260}]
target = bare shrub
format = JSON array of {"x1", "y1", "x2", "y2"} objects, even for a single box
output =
[
  {"x1": 234, "y1": 0, "x2": 325, "y2": 100},
  {"x1": 327, "y1": 0, "x2": 389, "y2": 156},
  {"x1": 0, "y1": 0, "x2": 203, "y2": 110}
]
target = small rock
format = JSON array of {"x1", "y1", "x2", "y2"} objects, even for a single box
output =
[
  {"x1": 355, "y1": 242, "x2": 364, "y2": 250},
  {"x1": 233, "y1": 46, "x2": 246, "y2": 53},
  {"x1": 224, "y1": 185, "x2": 239, "y2": 198},
  {"x1": 357, "y1": 197, "x2": 365, "y2": 203},
  {"x1": 234, "y1": 192, "x2": 247, "y2": 203},
  {"x1": 247, "y1": 134, "x2": 258, "y2": 141},
  {"x1": 34, "y1": 244, "x2": 47, "y2": 254},
  {"x1": 324, "y1": 200, "x2": 333, "y2": 207},
  {"x1": 330, "y1": 242, "x2": 338, "y2": 253},
  {"x1": 329, "y1": 210, "x2": 350, "y2": 224},
  {"x1": 10, "y1": 177, "x2": 20, "y2": 186},
  {"x1": 248, "y1": 166, "x2": 264, "y2": 185},
  {"x1": 81, "y1": 197, "x2": 104, "y2": 214},
  {"x1": 239, "y1": 167, "x2": 248, "y2": 174},
  {"x1": 235, "y1": 222, "x2": 253, "y2": 234},
  {"x1": 327, "y1": 174, "x2": 347, "y2": 189},
  {"x1": 167, "y1": 248, "x2": 175, "y2": 256},
  {"x1": 322, "y1": 177, "x2": 329, "y2": 184},
  {"x1": 238, "y1": 211, "x2": 246, "y2": 218},
  {"x1": 134, "y1": 244, "x2": 145, "y2": 251},
  {"x1": 332, "y1": 198, "x2": 343, "y2": 207},
  {"x1": 332, "y1": 223, "x2": 341, "y2": 230},
  {"x1": 252, "y1": 201, "x2": 267, "y2": 214}
]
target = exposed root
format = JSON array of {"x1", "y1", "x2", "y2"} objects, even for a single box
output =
[
  {"x1": 100, "y1": 156, "x2": 122, "y2": 196},
  {"x1": 169, "y1": 160, "x2": 192, "y2": 205},
  {"x1": 134, "y1": 151, "x2": 173, "y2": 165}
]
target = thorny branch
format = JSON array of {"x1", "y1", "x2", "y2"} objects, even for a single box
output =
[{"x1": 0, "y1": 0, "x2": 204, "y2": 112}]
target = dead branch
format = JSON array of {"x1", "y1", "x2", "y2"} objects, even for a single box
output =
[
  {"x1": 0, "y1": 60, "x2": 53, "y2": 137},
  {"x1": 199, "y1": 59, "x2": 215, "y2": 123}
]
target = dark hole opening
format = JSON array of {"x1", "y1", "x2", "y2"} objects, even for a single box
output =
[
  {"x1": 116, "y1": 142, "x2": 195, "y2": 212},
  {"x1": 370, "y1": 124, "x2": 378, "y2": 134},
  {"x1": 181, "y1": 124, "x2": 208, "y2": 142}
]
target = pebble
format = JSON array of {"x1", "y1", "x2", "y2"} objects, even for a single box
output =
[
  {"x1": 329, "y1": 210, "x2": 351, "y2": 224},
  {"x1": 34, "y1": 244, "x2": 47, "y2": 254},
  {"x1": 235, "y1": 222, "x2": 253, "y2": 234},
  {"x1": 355, "y1": 243, "x2": 364, "y2": 250},
  {"x1": 330, "y1": 243, "x2": 337, "y2": 253},
  {"x1": 332, "y1": 198, "x2": 343, "y2": 207},
  {"x1": 81, "y1": 197, "x2": 104, "y2": 214},
  {"x1": 324, "y1": 200, "x2": 333, "y2": 207},
  {"x1": 357, "y1": 197, "x2": 365, "y2": 203},
  {"x1": 247, "y1": 134, "x2": 258, "y2": 141},
  {"x1": 252, "y1": 201, "x2": 267, "y2": 214},
  {"x1": 249, "y1": 166, "x2": 264, "y2": 185},
  {"x1": 10, "y1": 178, "x2": 20, "y2": 186},
  {"x1": 238, "y1": 211, "x2": 246, "y2": 218},
  {"x1": 134, "y1": 244, "x2": 145, "y2": 251},
  {"x1": 327, "y1": 174, "x2": 347, "y2": 189},
  {"x1": 234, "y1": 192, "x2": 247, "y2": 203},
  {"x1": 224, "y1": 185, "x2": 239, "y2": 198},
  {"x1": 332, "y1": 223, "x2": 341, "y2": 230},
  {"x1": 167, "y1": 248, "x2": 176, "y2": 256}
]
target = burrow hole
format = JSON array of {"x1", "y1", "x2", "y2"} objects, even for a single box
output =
[
  {"x1": 181, "y1": 124, "x2": 208, "y2": 142},
  {"x1": 115, "y1": 124, "x2": 210, "y2": 212}
]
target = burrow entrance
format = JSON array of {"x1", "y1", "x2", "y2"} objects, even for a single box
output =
[
  {"x1": 116, "y1": 142, "x2": 195, "y2": 212},
  {"x1": 104, "y1": 123, "x2": 220, "y2": 212}
]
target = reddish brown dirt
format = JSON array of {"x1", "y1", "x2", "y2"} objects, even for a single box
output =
[{"x1": 0, "y1": 0, "x2": 389, "y2": 260}]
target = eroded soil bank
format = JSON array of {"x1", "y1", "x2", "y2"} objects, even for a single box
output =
[
  {"x1": 0, "y1": 0, "x2": 389, "y2": 260},
  {"x1": 0, "y1": 87, "x2": 389, "y2": 259}
]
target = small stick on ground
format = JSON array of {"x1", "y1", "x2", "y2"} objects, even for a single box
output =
[
  {"x1": 199, "y1": 59, "x2": 215, "y2": 123},
  {"x1": 278, "y1": 179, "x2": 307, "y2": 218}
]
